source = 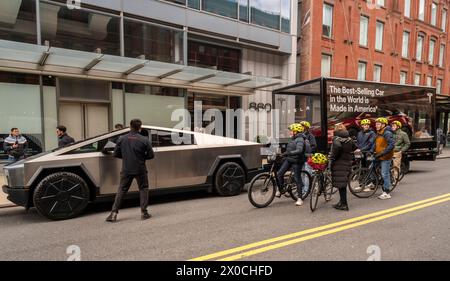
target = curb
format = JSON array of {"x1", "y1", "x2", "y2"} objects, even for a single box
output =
[{"x1": 0, "y1": 204, "x2": 17, "y2": 209}]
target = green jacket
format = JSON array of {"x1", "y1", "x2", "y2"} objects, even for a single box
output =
[{"x1": 394, "y1": 129, "x2": 411, "y2": 152}]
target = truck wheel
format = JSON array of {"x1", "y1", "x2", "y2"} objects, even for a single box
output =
[
  {"x1": 214, "y1": 162, "x2": 246, "y2": 196},
  {"x1": 33, "y1": 172, "x2": 90, "y2": 220}
]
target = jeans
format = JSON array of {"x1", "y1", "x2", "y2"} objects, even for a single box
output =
[
  {"x1": 277, "y1": 159, "x2": 303, "y2": 197},
  {"x1": 302, "y1": 162, "x2": 313, "y2": 194},
  {"x1": 111, "y1": 172, "x2": 149, "y2": 213},
  {"x1": 380, "y1": 160, "x2": 391, "y2": 193}
]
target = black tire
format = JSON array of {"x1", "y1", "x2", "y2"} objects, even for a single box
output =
[
  {"x1": 348, "y1": 168, "x2": 378, "y2": 198},
  {"x1": 248, "y1": 173, "x2": 276, "y2": 208},
  {"x1": 324, "y1": 173, "x2": 335, "y2": 201},
  {"x1": 214, "y1": 162, "x2": 246, "y2": 196},
  {"x1": 399, "y1": 162, "x2": 407, "y2": 181},
  {"x1": 310, "y1": 176, "x2": 320, "y2": 212},
  {"x1": 287, "y1": 170, "x2": 312, "y2": 200},
  {"x1": 389, "y1": 167, "x2": 400, "y2": 193},
  {"x1": 33, "y1": 172, "x2": 90, "y2": 220}
]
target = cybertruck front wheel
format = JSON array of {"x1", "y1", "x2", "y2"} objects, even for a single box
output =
[{"x1": 214, "y1": 162, "x2": 246, "y2": 196}]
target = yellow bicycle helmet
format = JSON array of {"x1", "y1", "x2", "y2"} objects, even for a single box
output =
[
  {"x1": 392, "y1": 120, "x2": 402, "y2": 128},
  {"x1": 288, "y1": 123, "x2": 305, "y2": 133},
  {"x1": 375, "y1": 117, "x2": 389, "y2": 125},
  {"x1": 360, "y1": 119, "x2": 371, "y2": 126},
  {"x1": 311, "y1": 153, "x2": 328, "y2": 165},
  {"x1": 300, "y1": 121, "x2": 311, "y2": 129}
]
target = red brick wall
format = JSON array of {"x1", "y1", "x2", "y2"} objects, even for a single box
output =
[{"x1": 298, "y1": 0, "x2": 450, "y2": 95}]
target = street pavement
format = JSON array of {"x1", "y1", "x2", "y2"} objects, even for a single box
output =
[{"x1": 0, "y1": 158, "x2": 449, "y2": 261}]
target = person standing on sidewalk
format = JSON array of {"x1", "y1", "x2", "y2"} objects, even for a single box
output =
[
  {"x1": 374, "y1": 118, "x2": 395, "y2": 200},
  {"x1": 329, "y1": 124, "x2": 355, "y2": 211},
  {"x1": 56, "y1": 126, "x2": 75, "y2": 148},
  {"x1": 391, "y1": 121, "x2": 410, "y2": 174},
  {"x1": 3, "y1": 128, "x2": 28, "y2": 163},
  {"x1": 106, "y1": 119, "x2": 154, "y2": 222}
]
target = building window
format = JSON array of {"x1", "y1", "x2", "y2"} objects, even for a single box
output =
[
  {"x1": 431, "y1": 2, "x2": 438, "y2": 26},
  {"x1": 373, "y1": 65, "x2": 382, "y2": 82},
  {"x1": 358, "y1": 62, "x2": 367, "y2": 80},
  {"x1": 0, "y1": 0, "x2": 36, "y2": 44},
  {"x1": 359, "y1": 16, "x2": 369, "y2": 47},
  {"x1": 239, "y1": 0, "x2": 249, "y2": 22},
  {"x1": 376, "y1": 0, "x2": 385, "y2": 7},
  {"x1": 321, "y1": 54, "x2": 332, "y2": 77},
  {"x1": 40, "y1": 2, "x2": 121, "y2": 55},
  {"x1": 322, "y1": 4, "x2": 333, "y2": 38},
  {"x1": 426, "y1": 76, "x2": 432, "y2": 87},
  {"x1": 124, "y1": 19, "x2": 184, "y2": 64},
  {"x1": 416, "y1": 35, "x2": 424, "y2": 61},
  {"x1": 375, "y1": 21, "x2": 384, "y2": 51},
  {"x1": 203, "y1": 0, "x2": 238, "y2": 19},
  {"x1": 400, "y1": 71, "x2": 407, "y2": 84},
  {"x1": 402, "y1": 31, "x2": 410, "y2": 58},
  {"x1": 437, "y1": 79, "x2": 442, "y2": 94},
  {"x1": 166, "y1": 0, "x2": 187, "y2": 5},
  {"x1": 442, "y1": 9, "x2": 447, "y2": 32},
  {"x1": 404, "y1": 0, "x2": 411, "y2": 18},
  {"x1": 439, "y1": 44, "x2": 445, "y2": 67},
  {"x1": 414, "y1": 74, "x2": 421, "y2": 85},
  {"x1": 429, "y1": 39, "x2": 436, "y2": 64},
  {"x1": 418, "y1": 0, "x2": 425, "y2": 21},
  {"x1": 281, "y1": 0, "x2": 291, "y2": 33},
  {"x1": 188, "y1": 41, "x2": 240, "y2": 73},
  {"x1": 188, "y1": 0, "x2": 200, "y2": 9},
  {"x1": 250, "y1": 0, "x2": 281, "y2": 30}
]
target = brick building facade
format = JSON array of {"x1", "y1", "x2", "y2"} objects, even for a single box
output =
[{"x1": 298, "y1": 0, "x2": 450, "y2": 96}]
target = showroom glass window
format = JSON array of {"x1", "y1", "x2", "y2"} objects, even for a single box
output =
[
  {"x1": 40, "y1": 2, "x2": 120, "y2": 55},
  {"x1": 203, "y1": 0, "x2": 238, "y2": 19},
  {"x1": 124, "y1": 18, "x2": 184, "y2": 64},
  {"x1": 0, "y1": 0, "x2": 37, "y2": 44},
  {"x1": 0, "y1": 72, "x2": 43, "y2": 159},
  {"x1": 188, "y1": 41, "x2": 240, "y2": 73},
  {"x1": 281, "y1": 0, "x2": 291, "y2": 33},
  {"x1": 239, "y1": 0, "x2": 249, "y2": 22},
  {"x1": 251, "y1": 0, "x2": 281, "y2": 30}
]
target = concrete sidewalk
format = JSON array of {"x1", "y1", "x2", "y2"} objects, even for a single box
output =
[{"x1": 437, "y1": 147, "x2": 450, "y2": 159}]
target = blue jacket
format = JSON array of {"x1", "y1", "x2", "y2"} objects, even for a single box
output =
[
  {"x1": 356, "y1": 129, "x2": 376, "y2": 152},
  {"x1": 285, "y1": 133, "x2": 308, "y2": 164}
]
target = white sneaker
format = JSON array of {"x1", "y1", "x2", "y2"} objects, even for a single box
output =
[
  {"x1": 378, "y1": 192, "x2": 392, "y2": 200},
  {"x1": 275, "y1": 191, "x2": 281, "y2": 198},
  {"x1": 295, "y1": 198, "x2": 303, "y2": 206},
  {"x1": 363, "y1": 183, "x2": 375, "y2": 192}
]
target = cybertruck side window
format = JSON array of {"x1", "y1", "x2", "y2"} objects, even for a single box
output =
[
  {"x1": 64, "y1": 139, "x2": 108, "y2": 154},
  {"x1": 150, "y1": 130, "x2": 195, "y2": 147}
]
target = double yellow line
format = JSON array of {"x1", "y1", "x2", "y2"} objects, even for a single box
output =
[{"x1": 190, "y1": 193, "x2": 450, "y2": 261}]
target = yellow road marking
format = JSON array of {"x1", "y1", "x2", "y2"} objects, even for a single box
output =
[
  {"x1": 219, "y1": 196, "x2": 450, "y2": 261},
  {"x1": 189, "y1": 193, "x2": 450, "y2": 261}
]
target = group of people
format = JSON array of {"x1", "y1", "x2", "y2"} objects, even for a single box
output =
[
  {"x1": 3, "y1": 126, "x2": 75, "y2": 163},
  {"x1": 278, "y1": 117, "x2": 411, "y2": 211}
]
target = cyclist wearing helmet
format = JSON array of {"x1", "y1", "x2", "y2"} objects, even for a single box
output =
[
  {"x1": 356, "y1": 119, "x2": 376, "y2": 153},
  {"x1": 374, "y1": 117, "x2": 395, "y2": 200},
  {"x1": 300, "y1": 121, "x2": 317, "y2": 152},
  {"x1": 391, "y1": 120, "x2": 410, "y2": 173},
  {"x1": 277, "y1": 123, "x2": 308, "y2": 206}
]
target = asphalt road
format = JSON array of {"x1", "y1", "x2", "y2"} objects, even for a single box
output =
[{"x1": 0, "y1": 159, "x2": 449, "y2": 261}]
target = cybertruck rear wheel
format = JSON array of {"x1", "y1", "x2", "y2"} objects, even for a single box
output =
[
  {"x1": 33, "y1": 172, "x2": 90, "y2": 220},
  {"x1": 214, "y1": 162, "x2": 246, "y2": 196}
]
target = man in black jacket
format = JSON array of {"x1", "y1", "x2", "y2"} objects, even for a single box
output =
[
  {"x1": 106, "y1": 119, "x2": 155, "y2": 222},
  {"x1": 56, "y1": 126, "x2": 75, "y2": 148},
  {"x1": 277, "y1": 123, "x2": 308, "y2": 206}
]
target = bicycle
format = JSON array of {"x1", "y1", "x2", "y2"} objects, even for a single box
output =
[
  {"x1": 348, "y1": 153, "x2": 400, "y2": 198},
  {"x1": 309, "y1": 167, "x2": 334, "y2": 212},
  {"x1": 248, "y1": 154, "x2": 312, "y2": 208}
]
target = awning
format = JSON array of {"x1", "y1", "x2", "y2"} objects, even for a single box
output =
[{"x1": 0, "y1": 39, "x2": 285, "y2": 95}]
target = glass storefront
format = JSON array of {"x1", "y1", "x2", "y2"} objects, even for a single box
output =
[
  {"x1": 40, "y1": 1, "x2": 121, "y2": 55},
  {"x1": 0, "y1": 72, "x2": 43, "y2": 160},
  {"x1": 124, "y1": 18, "x2": 184, "y2": 64},
  {"x1": 0, "y1": 0, "x2": 37, "y2": 44}
]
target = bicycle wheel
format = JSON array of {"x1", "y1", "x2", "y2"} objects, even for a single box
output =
[
  {"x1": 399, "y1": 162, "x2": 407, "y2": 181},
  {"x1": 248, "y1": 173, "x2": 276, "y2": 208},
  {"x1": 324, "y1": 173, "x2": 334, "y2": 201},
  {"x1": 310, "y1": 176, "x2": 320, "y2": 212},
  {"x1": 389, "y1": 167, "x2": 400, "y2": 193},
  {"x1": 348, "y1": 168, "x2": 378, "y2": 198},
  {"x1": 288, "y1": 170, "x2": 312, "y2": 200}
]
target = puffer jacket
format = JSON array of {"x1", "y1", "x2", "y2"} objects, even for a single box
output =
[
  {"x1": 356, "y1": 129, "x2": 376, "y2": 152},
  {"x1": 285, "y1": 133, "x2": 307, "y2": 164},
  {"x1": 329, "y1": 130, "x2": 356, "y2": 189},
  {"x1": 3, "y1": 134, "x2": 28, "y2": 159},
  {"x1": 375, "y1": 126, "x2": 395, "y2": 161}
]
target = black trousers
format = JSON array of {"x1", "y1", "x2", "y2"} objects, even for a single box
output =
[{"x1": 111, "y1": 172, "x2": 149, "y2": 213}]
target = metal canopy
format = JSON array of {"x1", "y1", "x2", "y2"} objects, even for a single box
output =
[{"x1": 0, "y1": 39, "x2": 285, "y2": 94}]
